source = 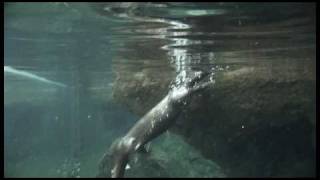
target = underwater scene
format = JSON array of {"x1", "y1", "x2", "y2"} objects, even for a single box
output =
[{"x1": 4, "y1": 2, "x2": 316, "y2": 178}]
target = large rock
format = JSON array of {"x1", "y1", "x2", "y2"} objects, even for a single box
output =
[
  {"x1": 112, "y1": 59, "x2": 316, "y2": 177},
  {"x1": 97, "y1": 132, "x2": 225, "y2": 177}
]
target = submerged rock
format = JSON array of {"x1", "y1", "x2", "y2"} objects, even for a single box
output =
[
  {"x1": 97, "y1": 132, "x2": 225, "y2": 177},
  {"x1": 112, "y1": 60, "x2": 316, "y2": 177}
]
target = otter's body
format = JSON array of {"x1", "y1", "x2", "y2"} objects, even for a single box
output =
[{"x1": 100, "y1": 72, "x2": 212, "y2": 178}]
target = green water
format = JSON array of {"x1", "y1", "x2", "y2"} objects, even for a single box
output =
[{"x1": 4, "y1": 2, "x2": 316, "y2": 177}]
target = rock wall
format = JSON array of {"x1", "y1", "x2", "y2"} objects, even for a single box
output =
[{"x1": 112, "y1": 59, "x2": 316, "y2": 177}]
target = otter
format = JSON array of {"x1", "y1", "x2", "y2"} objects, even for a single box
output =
[{"x1": 99, "y1": 71, "x2": 213, "y2": 178}]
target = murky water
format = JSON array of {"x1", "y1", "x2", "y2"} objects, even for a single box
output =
[{"x1": 4, "y1": 2, "x2": 316, "y2": 177}]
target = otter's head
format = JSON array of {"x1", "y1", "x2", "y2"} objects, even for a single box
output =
[{"x1": 109, "y1": 137, "x2": 138, "y2": 178}]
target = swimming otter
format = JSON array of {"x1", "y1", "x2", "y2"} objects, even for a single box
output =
[{"x1": 99, "y1": 71, "x2": 213, "y2": 178}]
